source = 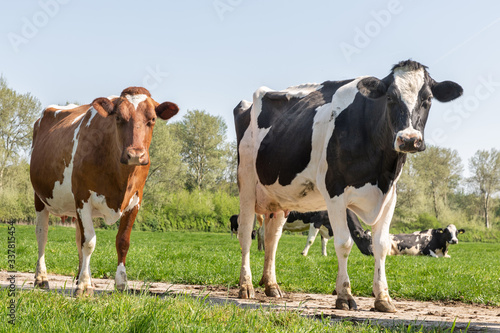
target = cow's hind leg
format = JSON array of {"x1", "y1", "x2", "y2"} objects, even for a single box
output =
[
  {"x1": 301, "y1": 224, "x2": 319, "y2": 256},
  {"x1": 259, "y1": 212, "x2": 286, "y2": 297},
  {"x1": 34, "y1": 195, "x2": 50, "y2": 289},
  {"x1": 115, "y1": 206, "x2": 139, "y2": 291},
  {"x1": 328, "y1": 205, "x2": 357, "y2": 310},
  {"x1": 74, "y1": 204, "x2": 96, "y2": 297},
  {"x1": 238, "y1": 208, "x2": 256, "y2": 298}
]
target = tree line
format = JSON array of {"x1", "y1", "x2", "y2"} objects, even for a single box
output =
[{"x1": 0, "y1": 76, "x2": 499, "y2": 238}]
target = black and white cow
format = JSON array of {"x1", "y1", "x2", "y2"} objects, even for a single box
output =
[
  {"x1": 257, "y1": 211, "x2": 333, "y2": 256},
  {"x1": 389, "y1": 225, "x2": 465, "y2": 257},
  {"x1": 233, "y1": 211, "x2": 333, "y2": 255},
  {"x1": 348, "y1": 213, "x2": 465, "y2": 257},
  {"x1": 234, "y1": 60, "x2": 462, "y2": 312}
]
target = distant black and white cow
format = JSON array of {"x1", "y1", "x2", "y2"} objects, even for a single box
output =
[
  {"x1": 232, "y1": 211, "x2": 332, "y2": 255},
  {"x1": 347, "y1": 212, "x2": 465, "y2": 257},
  {"x1": 234, "y1": 60, "x2": 462, "y2": 312},
  {"x1": 258, "y1": 211, "x2": 333, "y2": 256},
  {"x1": 389, "y1": 225, "x2": 465, "y2": 257}
]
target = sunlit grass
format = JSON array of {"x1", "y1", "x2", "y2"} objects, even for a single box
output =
[{"x1": 2, "y1": 224, "x2": 499, "y2": 306}]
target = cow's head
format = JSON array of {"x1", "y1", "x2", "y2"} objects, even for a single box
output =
[
  {"x1": 91, "y1": 87, "x2": 179, "y2": 165},
  {"x1": 357, "y1": 60, "x2": 463, "y2": 153},
  {"x1": 438, "y1": 224, "x2": 465, "y2": 244}
]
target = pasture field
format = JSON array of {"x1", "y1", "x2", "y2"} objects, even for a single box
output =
[
  {"x1": 2, "y1": 224, "x2": 499, "y2": 306},
  {"x1": 1, "y1": 289, "x2": 468, "y2": 333}
]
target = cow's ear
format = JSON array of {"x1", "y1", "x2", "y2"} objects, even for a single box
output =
[
  {"x1": 357, "y1": 77, "x2": 388, "y2": 99},
  {"x1": 431, "y1": 80, "x2": 463, "y2": 102},
  {"x1": 437, "y1": 228, "x2": 444, "y2": 233},
  {"x1": 92, "y1": 98, "x2": 115, "y2": 117},
  {"x1": 458, "y1": 229, "x2": 465, "y2": 234},
  {"x1": 156, "y1": 102, "x2": 179, "y2": 120}
]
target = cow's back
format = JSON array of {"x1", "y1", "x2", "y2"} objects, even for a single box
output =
[{"x1": 31, "y1": 105, "x2": 92, "y2": 215}]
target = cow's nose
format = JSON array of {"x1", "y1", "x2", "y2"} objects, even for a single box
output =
[
  {"x1": 124, "y1": 148, "x2": 148, "y2": 165},
  {"x1": 396, "y1": 136, "x2": 424, "y2": 153}
]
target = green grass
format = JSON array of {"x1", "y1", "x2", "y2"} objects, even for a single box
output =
[
  {"x1": 2, "y1": 224, "x2": 500, "y2": 307},
  {"x1": 0, "y1": 289, "x2": 469, "y2": 333}
]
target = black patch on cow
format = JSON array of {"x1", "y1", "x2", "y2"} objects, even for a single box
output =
[
  {"x1": 325, "y1": 93, "x2": 406, "y2": 198},
  {"x1": 256, "y1": 80, "x2": 353, "y2": 186},
  {"x1": 233, "y1": 101, "x2": 252, "y2": 165}
]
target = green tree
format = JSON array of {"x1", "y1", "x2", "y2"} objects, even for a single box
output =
[
  {"x1": 412, "y1": 145, "x2": 462, "y2": 219},
  {"x1": 468, "y1": 148, "x2": 500, "y2": 228},
  {"x1": 0, "y1": 76, "x2": 41, "y2": 190},
  {"x1": 143, "y1": 122, "x2": 186, "y2": 202},
  {"x1": 173, "y1": 110, "x2": 228, "y2": 191}
]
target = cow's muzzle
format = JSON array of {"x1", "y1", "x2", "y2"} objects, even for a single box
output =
[
  {"x1": 121, "y1": 148, "x2": 148, "y2": 165},
  {"x1": 394, "y1": 130, "x2": 424, "y2": 153}
]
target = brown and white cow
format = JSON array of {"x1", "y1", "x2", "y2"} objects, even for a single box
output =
[{"x1": 30, "y1": 87, "x2": 178, "y2": 296}]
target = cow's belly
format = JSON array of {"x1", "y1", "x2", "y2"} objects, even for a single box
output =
[
  {"x1": 255, "y1": 180, "x2": 326, "y2": 214},
  {"x1": 44, "y1": 189, "x2": 134, "y2": 225}
]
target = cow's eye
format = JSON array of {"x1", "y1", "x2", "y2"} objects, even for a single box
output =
[{"x1": 147, "y1": 118, "x2": 156, "y2": 126}]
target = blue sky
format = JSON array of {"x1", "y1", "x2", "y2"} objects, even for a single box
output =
[{"x1": 1, "y1": 1, "x2": 500, "y2": 176}]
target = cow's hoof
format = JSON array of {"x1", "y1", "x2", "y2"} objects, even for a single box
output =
[
  {"x1": 74, "y1": 286, "x2": 94, "y2": 297},
  {"x1": 238, "y1": 285, "x2": 255, "y2": 299},
  {"x1": 335, "y1": 297, "x2": 357, "y2": 310},
  {"x1": 332, "y1": 289, "x2": 337, "y2": 295},
  {"x1": 374, "y1": 299, "x2": 396, "y2": 313},
  {"x1": 115, "y1": 283, "x2": 127, "y2": 292},
  {"x1": 264, "y1": 284, "x2": 283, "y2": 298},
  {"x1": 35, "y1": 280, "x2": 50, "y2": 289}
]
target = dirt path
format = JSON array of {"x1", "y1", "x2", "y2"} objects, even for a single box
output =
[{"x1": 2, "y1": 271, "x2": 499, "y2": 332}]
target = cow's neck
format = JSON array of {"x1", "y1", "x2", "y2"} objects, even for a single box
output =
[{"x1": 369, "y1": 98, "x2": 407, "y2": 190}]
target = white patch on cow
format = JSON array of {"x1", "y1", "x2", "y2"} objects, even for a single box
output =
[
  {"x1": 115, "y1": 263, "x2": 127, "y2": 290},
  {"x1": 393, "y1": 67, "x2": 424, "y2": 114},
  {"x1": 125, "y1": 94, "x2": 147, "y2": 110},
  {"x1": 447, "y1": 224, "x2": 459, "y2": 243},
  {"x1": 46, "y1": 103, "x2": 80, "y2": 111},
  {"x1": 85, "y1": 107, "x2": 99, "y2": 127},
  {"x1": 283, "y1": 83, "x2": 323, "y2": 98},
  {"x1": 88, "y1": 191, "x2": 121, "y2": 225},
  {"x1": 76, "y1": 201, "x2": 96, "y2": 289},
  {"x1": 124, "y1": 192, "x2": 140, "y2": 213},
  {"x1": 71, "y1": 113, "x2": 86, "y2": 125}
]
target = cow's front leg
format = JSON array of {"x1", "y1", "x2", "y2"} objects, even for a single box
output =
[
  {"x1": 74, "y1": 204, "x2": 96, "y2": 297},
  {"x1": 34, "y1": 195, "x2": 50, "y2": 289},
  {"x1": 259, "y1": 212, "x2": 286, "y2": 297},
  {"x1": 115, "y1": 206, "x2": 139, "y2": 291},
  {"x1": 329, "y1": 207, "x2": 357, "y2": 310},
  {"x1": 371, "y1": 193, "x2": 397, "y2": 313},
  {"x1": 301, "y1": 224, "x2": 319, "y2": 256}
]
